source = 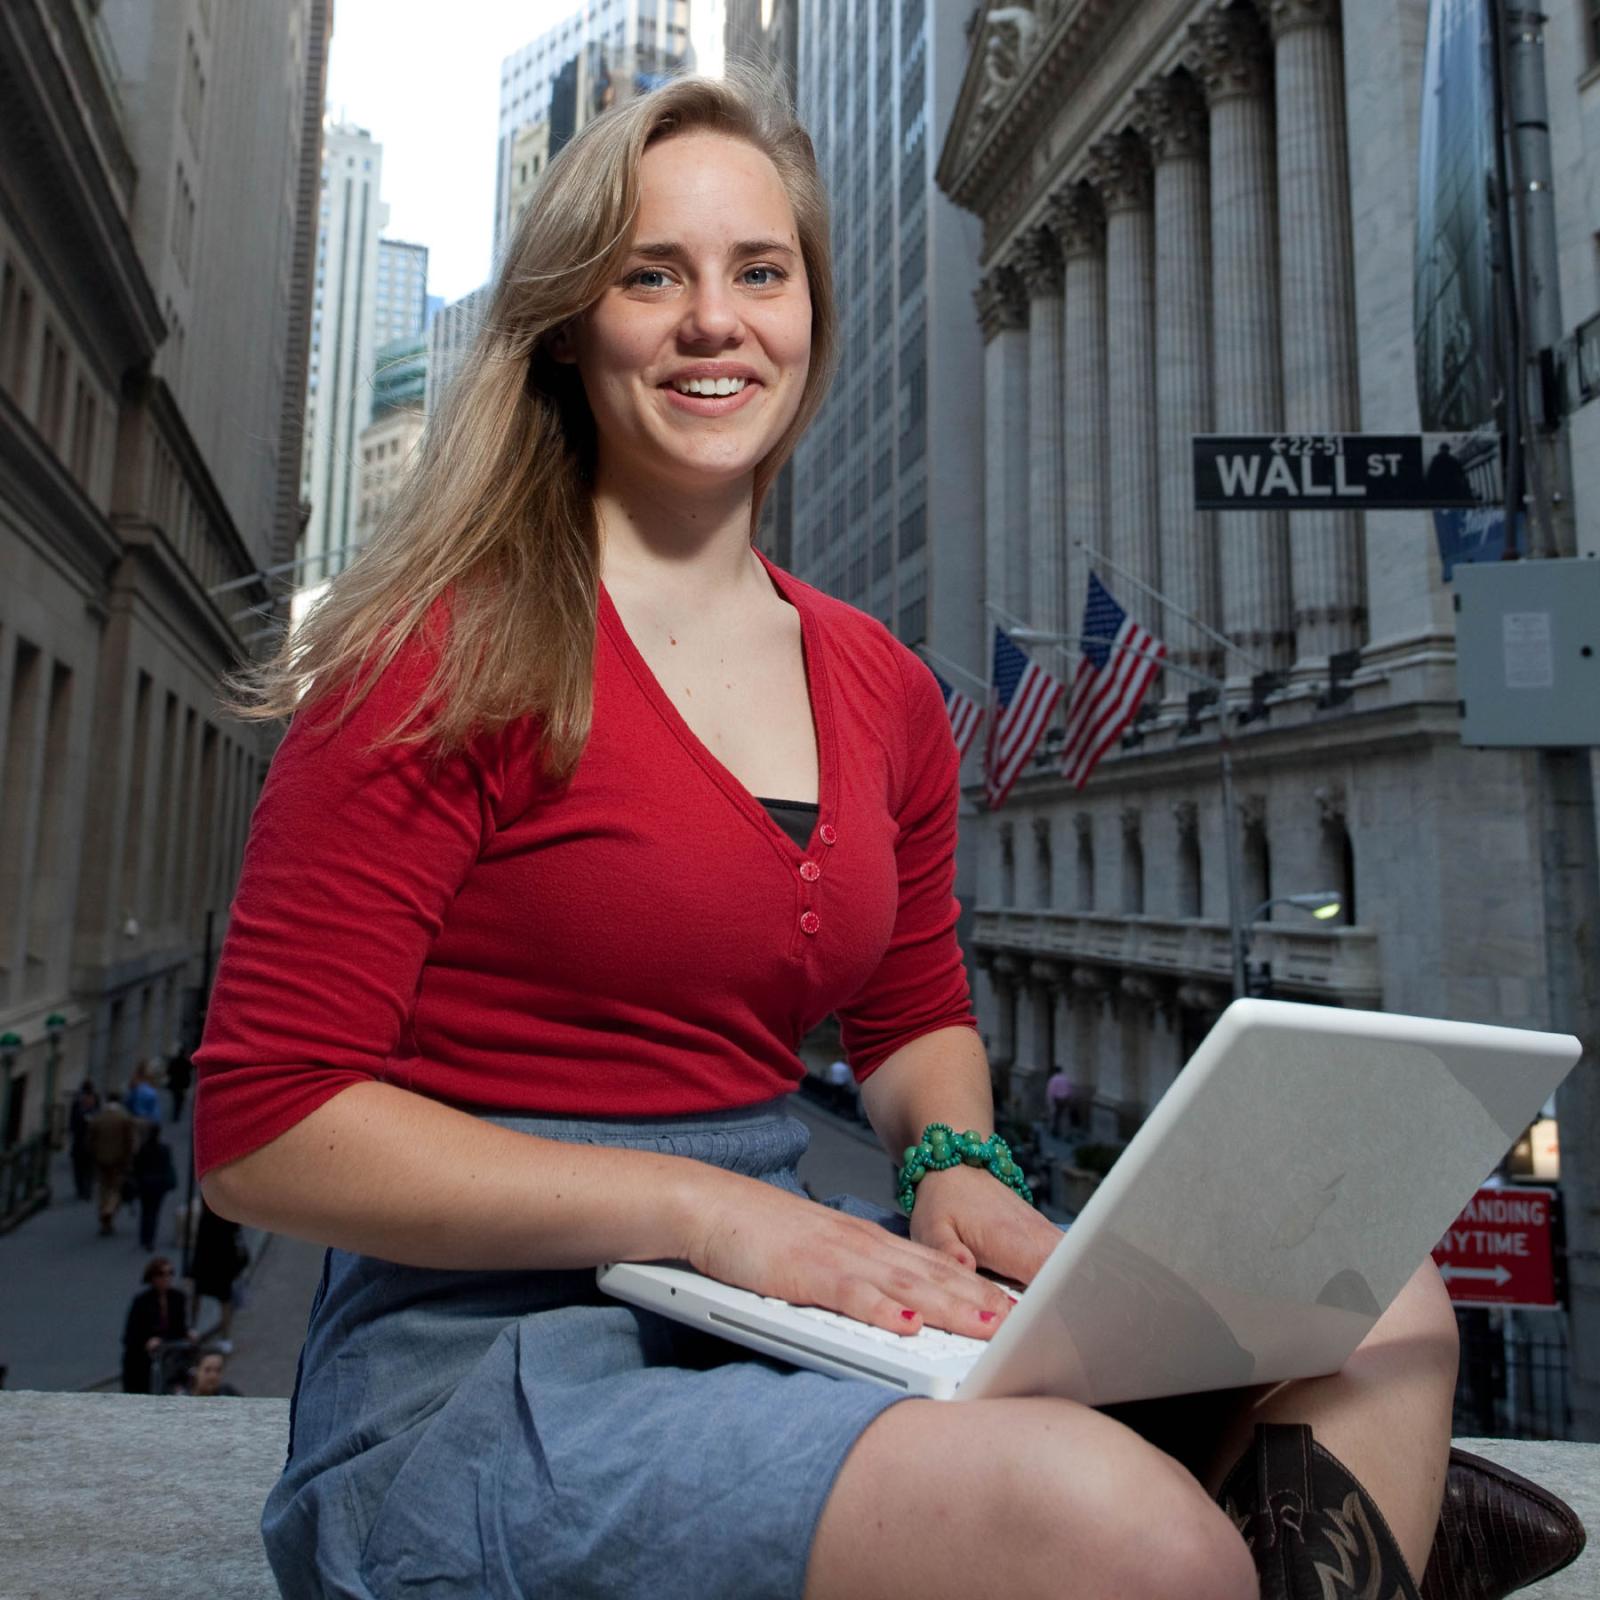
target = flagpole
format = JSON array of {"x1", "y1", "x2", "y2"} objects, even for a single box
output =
[
  {"x1": 1071, "y1": 539, "x2": 1269, "y2": 678},
  {"x1": 914, "y1": 643, "x2": 990, "y2": 698}
]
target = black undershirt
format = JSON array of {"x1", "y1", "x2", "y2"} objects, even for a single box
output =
[{"x1": 755, "y1": 796, "x2": 819, "y2": 853}]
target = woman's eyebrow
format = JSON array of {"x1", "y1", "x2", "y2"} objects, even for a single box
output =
[{"x1": 628, "y1": 238, "x2": 799, "y2": 261}]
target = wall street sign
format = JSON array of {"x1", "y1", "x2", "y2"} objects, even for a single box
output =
[{"x1": 1193, "y1": 432, "x2": 1501, "y2": 511}]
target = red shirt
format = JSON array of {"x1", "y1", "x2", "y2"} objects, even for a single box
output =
[{"x1": 193, "y1": 552, "x2": 976, "y2": 1177}]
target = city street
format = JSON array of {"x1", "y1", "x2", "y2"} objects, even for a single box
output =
[{"x1": 0, "y1": 1092, "x2": 898, "y2": 1399}]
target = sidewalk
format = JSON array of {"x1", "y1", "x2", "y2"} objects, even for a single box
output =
[{"x1": 0, "y1": 1096, "x2": 262, "y2": 1393}]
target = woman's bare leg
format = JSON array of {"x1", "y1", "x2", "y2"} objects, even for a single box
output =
[
  {"x1": 1113, "y1": 1259, "x2": 1460, "y2": 1582},
  {"x1": 804, "y1": 1394, "x2": 1257, "y2": 1600}
]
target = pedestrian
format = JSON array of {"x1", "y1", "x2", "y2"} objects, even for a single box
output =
[
  {"x1": 825, "y1": 1056, "x2": 854, "y2": 1115},
  {"x1": 120, "y1": 1256, "x2": 194, "y2": 1395},
  {"x1": 187, "y1": 1197, "x2": 245, "y2": 1348},
  {"x1": 165, "y1": 1048, "x2": 194, "y2": 1120},
  {"x1": 131, "y1": 1121, "x2": 179, "y2": 1251},
  {"x1": 1046, "y1": 1068, "x2": 1072, "y2": 1139},
  {"x1": 68, "y1": 1079, "x2": 100, "y2": 1202},
  {"x1": 88, "y1": 1091, "x2": 140, "y2": 1236},
  {"x1": 184, "y1": 1343, "x2": 243, "y2": 1397},
  {"x1": 188, "y1": 71, "x2": 1488, "y2": 1600},
  {"x1": 124, "y1": 1060, "x2": 161, "y2": 1125}
]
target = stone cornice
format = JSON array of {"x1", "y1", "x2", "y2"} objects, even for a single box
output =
[
  {"x1": 1184, "y1": 2, "x2": 1273, "y2": 104},
  {"x1": 937, "y1": 0, "x2": 1124, "y2": 218},
  {"x1": 1, "y1": 1, "x2": 164, "y2": 369}
]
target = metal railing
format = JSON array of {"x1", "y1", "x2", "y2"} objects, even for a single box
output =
[
  {"x1": 1453, "y1": 1307, "x2": 1572, "y2": 1441},
  {"x1": 0, "y1": 1133, "x2": 53, "y2": 1234}
]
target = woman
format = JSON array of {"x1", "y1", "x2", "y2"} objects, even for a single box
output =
[
  {"x1": 121, "y1": 1257, "x2": 194, "y2": 1395},
  {"x1": 187, "y1": 1197, "x2": 246, "y2": 1346},
  {"x1": 193, "y1": 71, "x2": 1544, "y2": 1600}
]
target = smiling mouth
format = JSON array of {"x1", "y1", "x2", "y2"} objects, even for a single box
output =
[{"x1": 668, "y1": 375, "x2": 751, "y2": 396}]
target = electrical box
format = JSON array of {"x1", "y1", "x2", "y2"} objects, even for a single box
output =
[{"x1": 1455, "y1": 557, "x2": 1600, "y2": 747}]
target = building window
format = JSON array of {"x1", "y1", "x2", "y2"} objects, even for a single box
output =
[
  {"x1": 1074, "y1": 814, "x2": 1094, "y2": 910},
  {"x1": 1121, "y1": 810, "x2": 1145, "y2": 915},
  {"x1": 1034, "y1": 817, "x2": 1052, "y2": 907},
  {"x1": 999, "y1": 823, "x2": 1015, "y2": 906}
]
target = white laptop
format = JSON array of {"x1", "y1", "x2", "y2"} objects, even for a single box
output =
[{"x1": 597, "y1": 999, "x2": 1580, "y2": 1403}]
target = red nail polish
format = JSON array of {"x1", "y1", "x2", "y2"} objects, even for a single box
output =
[
  {"x1": 978, "y1": 1310, "x2": 996, "y2": 1323},
  {"x1": 900, "y1": 1308, "x2": 916, "y2": 1321}
]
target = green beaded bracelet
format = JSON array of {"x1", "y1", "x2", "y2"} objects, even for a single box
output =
[{"x1": 896, "y1": 1122, "x2": 1033, "y2": 1216}]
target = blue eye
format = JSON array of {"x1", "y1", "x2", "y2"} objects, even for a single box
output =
[
  {"x1": 628, "y1": 268, "x2": 671, "y2": 289},
  {"x1": 743, "y1": 265, "x2": 785, "y2": 287}
]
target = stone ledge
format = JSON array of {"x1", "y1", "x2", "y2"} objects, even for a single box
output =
[{"x1": 1, "y1": 1392, "x2": 1595, "y2": 1597}]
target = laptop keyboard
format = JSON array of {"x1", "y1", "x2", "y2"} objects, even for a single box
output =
[{"x1": 756, "y1": 1284, "x2": 1022, "y2": 1367}]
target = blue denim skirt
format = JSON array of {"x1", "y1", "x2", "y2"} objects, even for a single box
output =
[{"x1": 262, "y1": 1099, "x2": 913, "y2": 1599}]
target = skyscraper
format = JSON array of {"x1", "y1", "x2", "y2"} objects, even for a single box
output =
[
  {"x1": 495, "y1": 1, "x2": 694, "y2": 257},
  {"x1": 787, "y1": 1, "x2": 982, "y2": 668},
  {"x1": 373, "y1": 238, "x2": 428, "y2": 354},
  {"x1": 298, "y1": 122, "x2": 388, "y2": 615}
]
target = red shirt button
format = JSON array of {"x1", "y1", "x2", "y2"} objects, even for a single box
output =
[
  {"x1": 819, "y1": 824, "x2": 838, "y2": 846},
  {"x1": 800, "y1": 911, "x2": 821, "y2": 935},
  {"x1": 799, "y1": 861, "x2": 821, "y2": 882}
]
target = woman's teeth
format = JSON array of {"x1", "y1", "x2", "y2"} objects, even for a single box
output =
[{"x1": 672, "y1": 376, "x2": 748, "y2": 396}]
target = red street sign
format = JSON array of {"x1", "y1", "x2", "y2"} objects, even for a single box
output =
[{"x1": 1432, "y1": 1186, "x2": 1559, "y2": 1308}]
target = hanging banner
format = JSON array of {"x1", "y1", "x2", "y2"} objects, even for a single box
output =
[{"x1": 1414, "y1": 0, "x2": 1520, "y2": 575}]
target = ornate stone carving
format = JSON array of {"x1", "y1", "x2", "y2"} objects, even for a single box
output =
[
  {"x1": 1265, "y1": 0, "x2": 1340, "y2": 41},
  {"x1": 1070, "y1": 964, "x2": 1108, "y2": 991},
  {"x1": 1120, "y1": 972, "x2": 1161, "y2": 1004},
  {"x1": 1131, "y1": 71, "x2": 1208, "y2": 164},
  {"x1": 974, "y1": 4, "x2": 1042, "y2": 127},
  {"x1": 1073, "y1": 810, "x2": 1094, "y2": 844},
  {"x1": 1314, "y1": 783, "x2": 1347, "y2": 829},
  {"x1": 1014, "y1": 224, "x2": 1064, "y2": 297},
  {"x1": 1171, "y1": 797, "x2": 1199, "y2": 838},
  {"x1": 1031, "y1": 814, "x2": 1053, "y2": 849},
  {"x1": 1239, "y1": 793, "x2": 1268, "y2": 836},
  {"x1": 990, "y1": 951, "x2": 1021, "y2": 981},
  {"x1": 1184, "y1": 4, "x2": 1272, "y2": 104},
  {"x1": 973, "y1": 264, "x2": 1029, "y2": 341},
  {"x1": 1045, "y1": 182, "x2": 1105, "y2": 259},
  {"x1": 1085, "y1": 131, "x2": 1153, "y2": 213},
  {"x1": 1029, "y1": 957, "x2": 1064, "y2": 988},
  {"x1": 1176, "y1": 980, "x2": 1230, "y2": 1012},
  {"x1": 1119, "y1": 806, "x2": 1143, "y2": 844}
]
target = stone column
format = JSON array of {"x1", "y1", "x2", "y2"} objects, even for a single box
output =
[
  {"x1": 1049, "y1": 183, "x2": 1108, "y2": 639},
  {"x1": 1268, "y1": 0, "x2": 1364, "y2": 668},
  {"x1": 1011, "y1": 958, "x2": 1062, "y2": 1123},
  {"x1": 1086, "y1": 132, "x2": 1160, "y2": 631},
  {"x1": 1133, "y1": 71, "x2": 1216, "y2": 679},
  {"x1": 1186, "y1": 1, "x2": 1292, "y2": 677},
  {"x1": 974, "y1": 267, "x2": 1031, "y2": 628},
  {"x1": 1144, "y1": 989, "x2": 1186, "y2": 1109},
  {"x1": 1015, "y1": 227, "x2": 1068, "y2": 638}
]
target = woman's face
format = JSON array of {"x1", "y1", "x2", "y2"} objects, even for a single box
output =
[{"x1": 560, "y1": 129, "x2": 813, "y2": 497}]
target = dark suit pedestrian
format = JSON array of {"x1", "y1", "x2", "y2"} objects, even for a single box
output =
[{"x1": 121, "y1": 1258, "x2": 193, "y2": 1394}]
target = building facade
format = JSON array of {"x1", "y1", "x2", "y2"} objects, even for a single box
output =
[
  {"x1": 424, "y1": 285, "x2": 489, "y2": 420},
  {"x1": 297, "y1": 121, "x2": 387, "y2": 618},
  {"x1": 494, "y1": 0, "x2": 694, "y2": 258},
  {"x1": 354, "y1": 405, "x2": 425, "y2": 562},
  {"x1": 372, "y1": 239, "x2": 428, "y2": 355},
  {"x1": 939, "y1": 0, "x2": 1600, "y2": 1434},
  {"x1": 0, "y1": 0, "x2": 327, "y2": 1164}
]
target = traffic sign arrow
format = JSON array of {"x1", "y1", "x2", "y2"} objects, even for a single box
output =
[{"x1": 1439, "y1": 1263, "x2": 1513, "y2": 1287}]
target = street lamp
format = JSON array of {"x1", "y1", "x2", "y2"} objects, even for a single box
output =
[{"x1": 1235, "y1": 892, "x2": 1343, "y2": 999}]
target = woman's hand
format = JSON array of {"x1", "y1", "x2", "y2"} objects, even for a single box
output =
[
  {"x1": 685, "y1": 1171, "x2": 1016, "y2": 1339},
  {"x1": 909, "y1": 1164, "x2": 1063, "y2": 1287}
]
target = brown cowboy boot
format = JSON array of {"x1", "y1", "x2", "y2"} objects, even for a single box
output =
[
  {"x1": 1218, "y1": 1422, "x2": 1421, "y2": 1600},
  {"x1": 1420, "y1": 1447, "x2": 1586, "y2": 1600}
]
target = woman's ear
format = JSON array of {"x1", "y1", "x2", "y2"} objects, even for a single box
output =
[{"x1": 547, "y1": 321, "x2": 578, "y2": 365}]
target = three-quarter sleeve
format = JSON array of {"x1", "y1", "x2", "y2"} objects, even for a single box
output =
[
  {"x1": 193, "y1": 637, "x2": 501, "y2": 1176},
  {"x1": 836, "y1": 649, "x2": 977, "y2": 1080}
]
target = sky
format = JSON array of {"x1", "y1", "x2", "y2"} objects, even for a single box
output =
[
  {"x1": 323, "y1": 1, "x2": 576, "y2": 305},
  {"x1": 323, "y1": 1, "x2": 726, "y2": 307}
]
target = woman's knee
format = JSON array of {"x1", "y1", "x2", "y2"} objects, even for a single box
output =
[{"x1": 1370, "y1": 1259, "x2": 1460, "y2": 1372}]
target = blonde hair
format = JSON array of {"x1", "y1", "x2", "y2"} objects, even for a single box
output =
[{"x1": 223, "y1": 66, "x2": 834, "y2": 781}]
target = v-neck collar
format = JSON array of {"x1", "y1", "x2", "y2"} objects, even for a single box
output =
[{"x1": 597, "y1": 547, "x2": 836, "y2": 857}]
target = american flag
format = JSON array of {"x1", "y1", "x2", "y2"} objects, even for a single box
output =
[
  {"x1": 1059, "y1": 572, "x2": 1165, "y2": 789},
  {"x1": 931, "y1": 669, "x2": 983, "y2": 759},
  {"x1": 984, "y1": 628, "x2": 1065, "y2": 810}
]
